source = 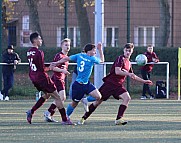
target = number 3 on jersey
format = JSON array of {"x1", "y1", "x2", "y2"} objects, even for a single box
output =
[
  {"x1": 78, "y1": 61, "x2": 85, "y2": 72},
  {"x1": 28, "y1": 58, "x2": 37, "y2": 71}
]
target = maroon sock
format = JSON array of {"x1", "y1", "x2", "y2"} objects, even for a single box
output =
[
  {"x1": 31, "y1": 97, "x2": 46, "y2": 114},
  {"x1": 116, "y1": 104, "x2": 127, "y2": 120},
  {"x1": 58, "y1": 108, "x2": 67, "y2": 122},
  {"x1": 83, "y1": 103, "x2": 97, "y2": 120},
  {"x1": 48, "y1": 103, "x2": 57, "y2": 116}
]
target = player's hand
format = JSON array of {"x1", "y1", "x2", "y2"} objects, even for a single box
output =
[
  {"x1": 61, "y1": 69, "x2": 70, "y2": 75},
  {"x1": 129, "y1": 73, "x2": 136, "y2": 80},
  {"x1": 152, "y1": 58, "x2": 159, "y2": 63},
  {"x1": 97, "y1": 42, "x2": 102, "y2": 50},
  {"x1": 144, "y1": 80, "x2": 153, "y2": 85},
  {"x1": 49, "y1": 64, "x2": 55, "y2": 70},
  {"x1": 50, "y1": 62, "x2": 58, "y2": 67}
]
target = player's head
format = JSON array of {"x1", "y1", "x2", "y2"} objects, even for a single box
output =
[
  {"x1": 30, "y1": 32, "x2": 42, "y2": 46},
  {"x1": 61, "y1": 38, "x2": 71, "y2": 53},
  {"x1": 123, "y1": 43, "x2": 134, "y2": 58},
  {"x1": 147, "y1": 45, "x2": 153, "y2": 53},
  {"x1": 84, "y1": 43, "x2": 96, "y2": 56}
]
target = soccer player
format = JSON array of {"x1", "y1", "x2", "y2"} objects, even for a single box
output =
[
  {"x1": 140, "y1": 45, "x2": 159, "y2": 100},
  {"x1": 43, "y1": 38, "x2": 71, "y2": 122},
  {"x1": 26, "y1": 32, "x2": 73, "y2": 125},
  {"x1": 51, "y1": 43, "x2": 104, "y2": 119},
  {"x1": 69, "y1": 65, "x2": 96, "y2": 112},
  {"x1": 77, "y1": 43, "x2": 153, "y2": 125}
]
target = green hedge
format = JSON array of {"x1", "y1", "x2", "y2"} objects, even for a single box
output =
[{"x1": 14, "y1": 46, "x2": 178, "y2": 76}]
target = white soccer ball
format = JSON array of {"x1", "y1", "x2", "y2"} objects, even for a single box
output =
[{"x1": 135, "y1": 54, "x2": 148, "y2": 66}]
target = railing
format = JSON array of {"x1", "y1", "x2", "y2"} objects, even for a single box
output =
[{"x1": 0, "y1": 61, "x2": 169, "y2": 99}]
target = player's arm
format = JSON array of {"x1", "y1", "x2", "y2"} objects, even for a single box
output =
[
  {"x1": 134, "y1": 75, "x2": 153, "y2": 85},
  {"x1": 152, "y1": 53, "x2": 159, "y2": 63},
  {"x1": 97, "y1": 42, "x2": 105, "y2": 63},
  {"x1": 50, "y1": 57, "x2": 70, "y2": 66},
  {"x1": 115, "y1": 67, "x2": 131, "y2": 76},
  {"x1": 50, "y1": 66, "x2": 70, "y2": 74}
]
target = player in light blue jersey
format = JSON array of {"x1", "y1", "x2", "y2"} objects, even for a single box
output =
[{"x1": 51, "y1": 43, "x2": 104, "y2": 119}]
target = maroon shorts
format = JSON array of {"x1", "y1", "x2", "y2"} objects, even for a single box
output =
[
  {"x1": 51, "y1": 76, "x2": 65, "y2": 92},
  {"x1": 99, "y1": 82, "x2": 127, "y2": 101},
  {"x1": 32, "y1": 76, "x2": 56, "y2": 93}
]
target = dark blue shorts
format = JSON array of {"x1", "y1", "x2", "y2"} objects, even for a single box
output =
[{"x1": 72, "y1": 81, "x2": 96, "y2": 103}]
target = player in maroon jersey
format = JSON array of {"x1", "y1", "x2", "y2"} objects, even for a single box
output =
[
  {"x1": 26, "y1": 32, "x2": 74, "y2": 125},
  {"x1": 43, "y1": 38, "x2": 71, "y2": 122},
  {"x1": 140, "y1": 45, "x2": 159, "y2": 100},
  {"x1": 78, "y1": 43, "x2": 153, "y2": 125}
]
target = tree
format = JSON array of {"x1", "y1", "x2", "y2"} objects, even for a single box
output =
[
  {"x1": 75, "y1": 0, "x2": 92, "y2": 47},
  {"x1": 156, "y1": 0, "x2": 171, "y2": 47},
  {"x1": 25, "y1": 0, "x2": 45, "y2": 46},
  {"x1": 2, "y1": 0, "x2": 15, "y2": 49},
  {"x1": 52, "y1": 0, "x2": 93, "y2": 47}
]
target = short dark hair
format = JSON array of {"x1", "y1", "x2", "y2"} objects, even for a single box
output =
[
  {"x1": 30, "y1": 32, "x2": 39, "y2": 44},
  {"x1": 124, "y1": 43, "x2": 134, "y2": 49},
  {"x1": 84, "y1": 44, "x2": 96, "y2": 53}
]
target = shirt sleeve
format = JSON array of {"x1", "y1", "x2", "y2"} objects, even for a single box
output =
[
  {"x1": 153, "y1": 52, "x2": 159, "y2": 59},
  {"x1": 69, "y1": 54, "x2": 78, "y2": 62},
  {"x1": 115, "y1": 56, "x2": 124, "y2": 68},
  {"x1": 91, "y1": 56, "x2": 100, "y2": 64}
]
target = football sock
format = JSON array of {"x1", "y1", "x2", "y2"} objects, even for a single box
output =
[
  {"x1": 58, "y1": 108, "x2": 67, "y2": 122},
  {"x1": 116, "y1": 104, "x2": 127, "y2": 120},
  {"x1": 66, "y1": 104, "x2": 75, "y2": 117},
  {"x1": 87, "y1": 96, "x2": 96, "y2": 102},
  {"x1": 83, "y1": 103, "x2": 97, "y2": 120},
  {"x1": 48, "y1": 103, "x2": 57, "y2": 116},
  {"x1": 31, "y1": 97, "x2": 46, "y2": 114}
]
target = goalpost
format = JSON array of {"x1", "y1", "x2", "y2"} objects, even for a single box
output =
[
  {"x1": 178, "y1": 48, "x2": 181, "y2": 100},
  {"x1": 102, "y1": 62, "x2": 170, "y2": 99}
]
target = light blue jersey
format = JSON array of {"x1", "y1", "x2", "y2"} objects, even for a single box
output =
[{"x1": 69, "y1": 53, "x2": 100, "y2": 84}]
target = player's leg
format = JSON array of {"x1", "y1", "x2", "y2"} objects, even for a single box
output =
[
  {"x1": 147, "y1": 73, "x2": 154, "y2": 99},
  {"x1": 69, "y1": 72, "x2": 77, "y2": 99},
  {"x1": 115, "y1": 91, "x2": 131, "y2": 125},
  {"x1": 51, "y1": 90, "x2": 74, "y2": 125},
  {"x1": 67, "y1": 81, "x2": 85, "y2": 118},
  {"x1": 78, "y1": 99, "x2": 103, "y2": 125},
  {"x1": 66, "y1": 101, "x2": 78, "y2": 117},
  {"x1": 81, "y1": 95, "x2": 96, "y2": 112},
  {"x1": 141, "y1": 70, "x2": 148, "y2": 99},
  {"x1": 80, "y1": 84, "x2": 101, "y2": 114},
  {"x1": 44, "y1": 90, "x2": 66, "y2": 122},
  {"x1": 26, "y1": 93, "x2": 50, "y2": 124},
  {"x1": 44, "y1": 77, "x2": 67, "y2": 122},
  {"x1": 78, "y1": 82, "x2": 110, "y2": 125}
]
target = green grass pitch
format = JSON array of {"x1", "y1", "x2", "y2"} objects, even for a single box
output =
[{"x1": 0, "y1": 99, "x2": 181, "y2": 143}]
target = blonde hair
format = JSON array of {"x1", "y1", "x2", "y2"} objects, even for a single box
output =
[{"x1": 61, "y1": 38, "x2": 71, "y2": 45}]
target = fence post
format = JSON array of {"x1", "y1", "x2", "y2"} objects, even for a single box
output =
[
  {"x1": 0, "y1": 0, "x2": 2, "y2": 90},
  {"x1": 127, "y1": 0, "x2": 131, "y2": 92}
]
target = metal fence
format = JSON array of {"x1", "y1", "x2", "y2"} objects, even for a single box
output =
[
  {"x1": 0, "y1": 0, "x2": 179, "y2": 100},
  {"x1": 1, "y1": 0, "x2": 181, "y2": 49}
]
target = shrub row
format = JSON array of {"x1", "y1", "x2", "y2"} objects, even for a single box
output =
[{"x1": 14, "y1": 46, "x2": 178, "y2": 76}]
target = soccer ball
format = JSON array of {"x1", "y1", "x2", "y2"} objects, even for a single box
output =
[{"x1": 135, "y1": 54, "x2": 147, "y2": 66}]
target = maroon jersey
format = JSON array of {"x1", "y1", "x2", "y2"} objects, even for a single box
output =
[
  {"x1": 52, "y1": 52, "x2": 69, "y2": 80},
  {"x1": 103, "y1": 55, "x2": 133, "y2": 85},
  {"x1": 27, "y1": 47, "x2": 50, "y2": 82},
  {"x1": 141, "y1": 51, "x2": 159, "y2": 72}
]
